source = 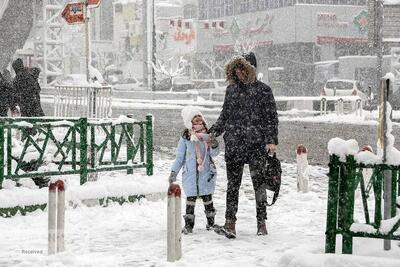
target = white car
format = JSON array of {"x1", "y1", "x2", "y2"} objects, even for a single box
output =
[
  {"x1": 55, "y1": 74, "x2": 108, "y2": 86},
  {"x1": 321, "y1": 79, "x2": 366, "y2": 100}
]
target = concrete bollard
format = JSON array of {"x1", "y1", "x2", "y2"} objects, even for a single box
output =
[
  {"x1": 296, "y1": 144, "x2": 309, "y2": 193},
  {"x1": 167, "y1": 183, "x2": 182, "y2": 262},
  {"x1": 48, "y1": 180, "x2": 65, "y2": 255},
  {"x1": 355, "y1": 99, "x2": 363, "y2": 117},
  {"x1": 337, "y1": 98, "x2": 344, "y2": 116}
]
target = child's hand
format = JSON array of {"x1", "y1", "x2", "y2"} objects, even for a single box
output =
[
  {"x1": 169, "y1": 171, "x2": 177, "y2": 184},
  {"x1": 208, "y1": 134, "x2": 219, "y2": 148}
]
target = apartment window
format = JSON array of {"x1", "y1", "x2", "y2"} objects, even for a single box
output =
[
  {"x1": 199, "y1": 0, "x2": 209, "y2": 19},
  {"x1": 212, "y1": 0, "x2": 222, "y2": 18},
  {"x1": 254, "y1": 0, "x2": 265, "y2": 10},
  {"x1": 223, "y1": 0, "x2": 234, "y2": 16},
  {"x1": 240, "y1": 0, "x2": 250, "y2": 13}
]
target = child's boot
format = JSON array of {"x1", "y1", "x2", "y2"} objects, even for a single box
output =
[
  {"x1": 182, "y1": 214, "x2": 195, "y2": 234},
  {"x1": 205, "y1": 209, "x2": 216, "y2": 230}
]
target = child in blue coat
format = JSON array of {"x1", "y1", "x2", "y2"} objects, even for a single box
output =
[{"x1": 169, "y1": 107, "x2": 219, "y2": 234}]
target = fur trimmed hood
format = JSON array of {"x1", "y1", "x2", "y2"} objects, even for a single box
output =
[{"x1": 224, "y1": 55, "x2": 257, "y2": 85}]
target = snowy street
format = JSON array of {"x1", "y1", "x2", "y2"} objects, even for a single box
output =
[{"x1": 1, "y1": 152, "x2": 399, "y2": 267}]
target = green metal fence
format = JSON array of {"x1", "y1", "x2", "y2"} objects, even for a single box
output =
[
  {"x1": 325, "y1": 154, "x2": 400, "y2": 254},
  {"x1": 0, "y1": 115, "x2": 153, "y2": 188}
]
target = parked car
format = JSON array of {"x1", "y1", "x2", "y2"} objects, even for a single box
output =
[
  {"x1": 171, "y1": 76, "x2": 194, "y2": 91},
  {"x1": 55, "y1": 74, "x2": 108, "y2": 86},
  {"x1": 112, "y1": 77, "x2": 144, "y2": 91},
  {"x1": 155, "y1": 78, "x2": 172, "y2": 91},
  {"x1": 321, "y1": 79, "x2": 366, "y2": 100}
]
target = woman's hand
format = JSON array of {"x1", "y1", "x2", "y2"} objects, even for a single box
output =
[{"x1": 266, "y1": 144, "x2": 278, "y2": 153}]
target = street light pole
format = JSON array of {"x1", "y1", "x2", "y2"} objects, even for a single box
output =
[{"x1": 85, "y1": 0, "x2": 91, "y2": 83}]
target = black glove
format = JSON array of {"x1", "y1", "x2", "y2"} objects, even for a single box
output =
[
  {"x1": 169, "y1": 171, "x2": 177, "y2": 184},
  {"x1": 209, "y1": 133, "x2": 219, "y2": 149}
]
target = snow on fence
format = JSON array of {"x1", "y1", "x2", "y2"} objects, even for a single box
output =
[
  {"x1": 54, "y1": 85, "x2": 112, "y2": 118},
  {"x1": 0, "y1": 115, "x2": 154, "y2": 188},
  {"x1": 325, "y1": 138, "x2": 400, "y2": 254}
]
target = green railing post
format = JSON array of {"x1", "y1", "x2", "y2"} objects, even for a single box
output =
[
  {"x1": 359, "y1": 169, "x2": 370, "y2": 224},
  {"x1": 90, "y1": 124, "x2": 96, "y2": 170},
  {"x1": 373, "y1": 169, "x2": 383, "y2": 228},
  {"x1": 111, "y1": 125, "x2": 116, "y2": 163},
  {"x1": 0, "y1": 121, "x2": 4, "y2": 189},
  {"x1": 6, "y1": 124, "x2": 11, "y2": 177},
  {"x1": 146, "y1": 114, "x2": 153, "y2": 176},
  {"x1": 72, "y1": 125, "x2": 77, "y2": 170},
  {"x1": 325, "y1": 155, "x2": 340, "y2": 253},
  {"x1": 79, "y1": 118, "x2": 88, "y2": 185},
  {"x1": 342, "y1": 155, "x2": 356, "y2": 254},
  {"x1": 391, "y1": 170, "x2": 398, "y2": 218},
  {"x1": 126, "y1": 115, "x2": 134, "y2": 175}
]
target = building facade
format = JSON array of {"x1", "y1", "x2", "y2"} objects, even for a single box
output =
[{"x1": 194, "y1": 0, "x2": 372, "y2": 95}]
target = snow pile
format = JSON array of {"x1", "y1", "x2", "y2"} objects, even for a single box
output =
[
  {"x1": 376, "y1": 102, "x2": 400, "y2": 165},
  {"x1": 278, "y1": 252, "x2": 400, "y2": 267},
  {"x1": 18, "y1": 178, "x2": 38, "y2": 190},
  {"x1": 0, "y1": 172, "x2": 168, "y2": 208},
  {"x1": 327, "y1": 137, "x2": 359, "y2": 161}
]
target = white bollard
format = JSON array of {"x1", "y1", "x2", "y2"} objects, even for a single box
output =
[
  {"x1": 296, "y1": 144, "x2": 309, "y2": 193},
  {"x1": 355, "y1": 99, "x2": 363, "y2": 117},
  {"x1": 167, "y1": 183, "x2": 182, "y2": 262},
  {"x1": 337, "y1": 98, "x2": 344, "y2": 116},
  {"x1": 48, "y1": 180, "x2": 66, "y2": 255}
]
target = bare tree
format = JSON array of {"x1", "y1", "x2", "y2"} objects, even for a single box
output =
[
  {"x1": 234, "y1": 37, "x2": 257, "y2": 54},
  {"x1": 198, "y1": 56, "x2": 224, "y2": 79},
  {"x1": 150, "y1": 56, "x2": 187, "y2": 91}
]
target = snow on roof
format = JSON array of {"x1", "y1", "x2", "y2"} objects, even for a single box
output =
[
  {"x1": 314, "y1": 60, "x2": 338, "y2": 65},
  {"x1": 384, "y1": 0, "x2": 400, "y2": 5},
  {"x1": 326, "y1": 78, "x2": 358, "y2": 83}
]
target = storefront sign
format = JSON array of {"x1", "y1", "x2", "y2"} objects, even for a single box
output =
[
  {"x1": 173, "y1": 30, "x2": 195, "y2": 45},
  {"x1": 353, "y1": 10, "x2": 368, "y2": 33},
  {"x1": 317, "y1": 36, "x2": 368, "y2": 45},
  {"x1": 317, "y1": 12, "x2": 348, "y2": 28}
]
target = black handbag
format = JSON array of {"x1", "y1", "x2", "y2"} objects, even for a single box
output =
[{"x1": 264, "y1": 152, "x2": 282, "y2": 206}]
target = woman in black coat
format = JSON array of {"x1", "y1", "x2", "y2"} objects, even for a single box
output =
[
  {"x1": 12, "y1": 58, "x2": 45, "y2": 117},
  {"x1": 0, "y1": 69, "x2": 17, "y2": 117},
  {"x1": 209, "y1": 52, "x2": 279, "y2": 238}
]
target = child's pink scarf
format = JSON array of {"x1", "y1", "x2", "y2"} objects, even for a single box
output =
[{"x1": 190, "y1": 125, "x2": 208, "y2": 172}]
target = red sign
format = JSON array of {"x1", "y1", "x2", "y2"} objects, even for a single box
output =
[
  {"x1": 87, "y1": 0, "x2": 101, "y2": 8},
  {"x1": 61, "y1": 3, "x2": 85, "y2": 24}
]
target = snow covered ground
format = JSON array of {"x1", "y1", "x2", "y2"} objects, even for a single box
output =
[{"x1": 0, "y1": 151, "x2": 399, "y2": 267}]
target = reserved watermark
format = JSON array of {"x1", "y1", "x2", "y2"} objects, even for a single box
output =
[{"x1": 21, "y1": 249, "x2": 44, "y2": 255}]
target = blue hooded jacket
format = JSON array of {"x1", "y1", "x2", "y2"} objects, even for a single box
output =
[{"x1": 171, "y1": 137, "x2": 219, "y2": 197}]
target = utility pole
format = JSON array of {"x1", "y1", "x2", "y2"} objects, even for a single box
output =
[
  {"x1": 142, "y1": 0, "x2": 148, "y2": 89},
  {"x1": 85, "y1": 0, "x2": 91, "y2": 83},
  {"x1": 373, "y1": 0, "x2": 392, "y2": 251},
  {"x1": 151, "y1": 0, "x2": 156, "y2": 91}
]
